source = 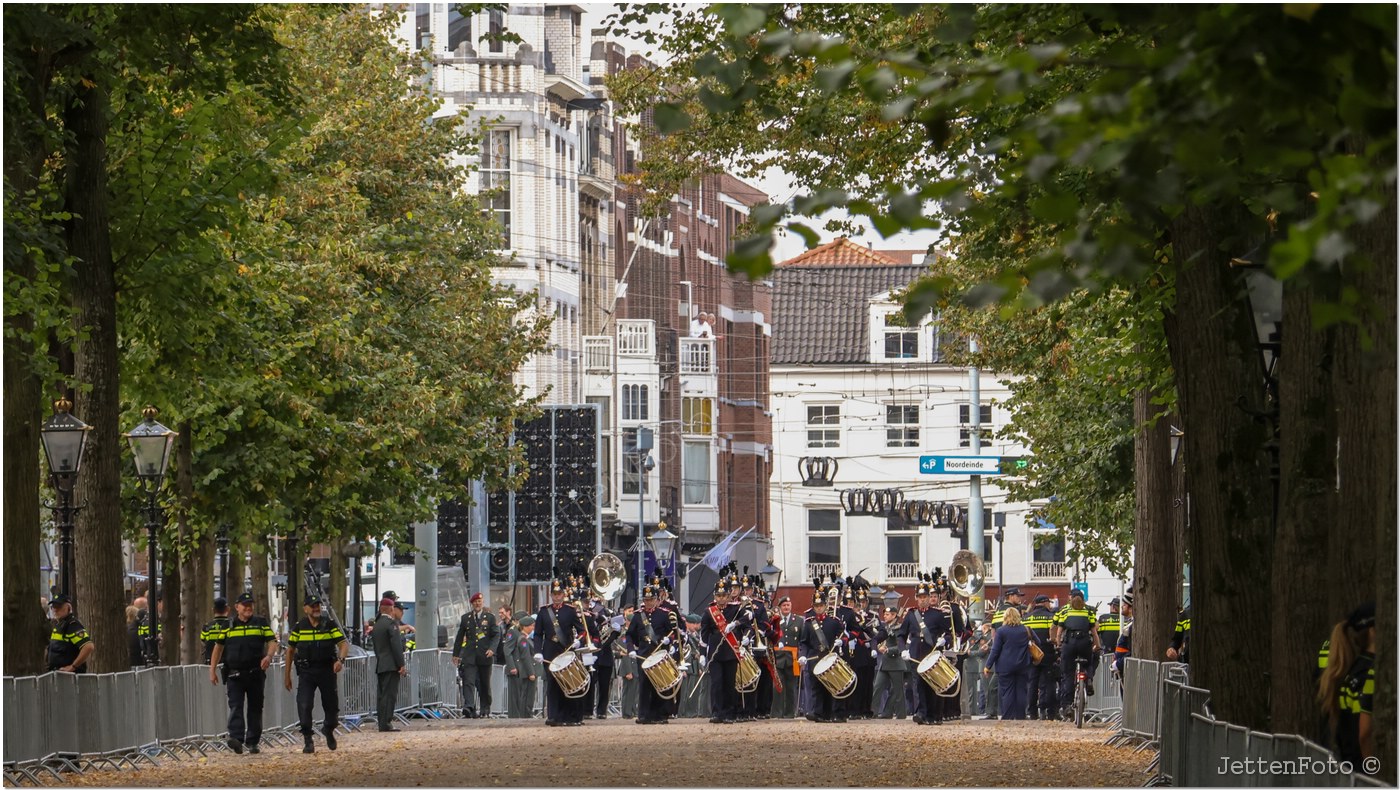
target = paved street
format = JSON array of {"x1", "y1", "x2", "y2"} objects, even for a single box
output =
[{"x1": 43, "y1": 717, "x2": 1150, "y2": 787}]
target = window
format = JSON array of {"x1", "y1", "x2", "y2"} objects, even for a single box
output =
[
  {"x1": 481, "y1": 130, "x2": 512, "y2": 247},
  {"x1": 621, "y1": 429, "x2": 646, "y2": 496},
  {"x1": 682, "y1": 397, "x2": 713, "y2": 435},
  {"x1": 1034, "y1": 536, "x2": 1066, "y2": 563},
  {"x1": 807, "y1": 509, "x2": 841, "y2": 569},
  {"x1": 488, "y1": 9, "x2": 505, "y2": 53},
  {"x1": 683, "y1": 442, "x2": 710, "y2": 505},
  {"x1": 622, "y1": 384, "x2": 649, "y2": 421},
  {"x1": 886, "y1": 404, "x2": 920, "y2": 448},
  {"x1": 446, "y1": 9, "x2": 471, "y2": 50},
  {"x1": 883, "y1": 328, "x2": 918, "y2": 359},
  {"x1": 807, "y1": 404, "x2": 840, "y2": 448},
  {"x1": 414, "y1": 3, "x2": 431, "y2": 49},
  {"x1": 959, "y1": 404, "x2": 993, "y2": 447}
]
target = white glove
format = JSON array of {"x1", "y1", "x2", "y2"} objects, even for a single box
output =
[
  {"x1": 533, "y1": 653, "x2": 544, "y2": 663},
  {"x1": 935, "y1": 637, "x2": 947, "y2": 650},
  {"x1": 582, "y1": 653, "x2": 597, "y2": 667},
  {"x1": 871, "y1": 648, "x2": 878, "y2": 659},
  {"x1": 628, "y1": 651, "x2": 638, "y2": 659},
  {"x1": 797, "y1": 656, "x2": 809, "y2": 667},
  {"x1": 698, "y1": 656, "x2": 707, "y2": 669},
  {"x1": 660, "y1": 636, "x2": 672, "y2": 647},
  {"x1": 677, "y1": 662, "x2": 691, "y2": 672},
  {"x1": 571, "y1": 638, "x2": 582, "y2": 650},
  {"x1": 724, "y1": 623, "x2": 736, "y2": 634},
  {"x1": 901, "y1": 650, "x2": 912, "y2": 661},
  {"x1": 741, "y1": 636, "x2": 752, "y2": 647}
]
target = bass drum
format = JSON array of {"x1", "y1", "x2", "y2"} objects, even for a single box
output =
[
  {"x1": 813, "y1": 653, "x2": 857, "y2": 699},
  {"x1": 642, "y1": 650, "x2": 682, "y2": 699},
  {"x1": 549, "y1": 650, "x2": 592, "y2": 699},
  {"x1": 916, "y1": 651, "x2": 961, "y2": 697}
]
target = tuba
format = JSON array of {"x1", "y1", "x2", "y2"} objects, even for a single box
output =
[
  {"x1": 948, "y1": 549, "x2": 985, "y2": 600},
  {"x1": 588, "y1": 552, "x2": 626, "y2": 602}
]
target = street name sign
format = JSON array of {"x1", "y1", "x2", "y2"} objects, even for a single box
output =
[{"x1": 919, "y1": 455, "x2": 1002, "y2": 475}]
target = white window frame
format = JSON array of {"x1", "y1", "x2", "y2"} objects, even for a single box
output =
[
  {"x1": 806, "y1": 508, "x2": 842, "y2": 576},
  {"x1": 682, "y1": 397, "x2": 713, "y2": 435},
  {"x1": 806, "y1": 404, "x2": 840, "y2": 449},
  {"x1": 682, "y1": 440, "x2": 711, "y2": 505},
  {"x1": 885, "y1": 402, "x2": 920, "y2": 448},
  {"x1": 480, "y1": 128, "x2": 513, "y2": 249},
  {"x1": 622, "y1": 383, "x2": 650, "y2": 422}
]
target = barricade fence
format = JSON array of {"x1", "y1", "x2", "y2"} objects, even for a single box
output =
[
  {"x1": 1115, "y1": 658, "x2": 1388, "y2": 788},
  {"x1": 1, "y1": 649, "x2": 511, "y2": 781}
]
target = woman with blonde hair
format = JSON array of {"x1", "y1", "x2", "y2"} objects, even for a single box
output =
[
  {"x1": 984, "y1": 606, "x2": 1034, "y2": 720},
  {"x1": 1316, "y1": 602, "x2": 1375, "y2": 767}
]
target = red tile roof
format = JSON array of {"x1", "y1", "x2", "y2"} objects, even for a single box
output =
[{"x1": 778, "y1": 237, "x2": 921, "y2": 267}]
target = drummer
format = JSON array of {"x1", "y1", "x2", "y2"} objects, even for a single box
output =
[
  {"x1": 798, "y1": 580, "x2": 846, "y2": 723},
  {"x1": 532, "y1": 571, "x2": 586, "y2": 727},
  {"x1": 626, "y1": 575, "x2": 681, "y2": 725}
]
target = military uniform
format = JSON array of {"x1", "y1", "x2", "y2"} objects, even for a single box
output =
[
  {"x1": 771, "y1": 602, "x2": 802, "y2": 718},
  {"x1": 799, "y1": 588, "x2": 845, "y2": 723},
  {"x1": 627, "y1": 579, "x2": 681, "y2": 724},
  {"x1": 212, "y1": 594, "x2": 277, "y2": 753},
  {"x1": 677, "y1": 619, "x2": 710, "y2": 718},
  {"x1": 900, "y1": 573, "x2": 957, "y2": 725},
  {"x1": 285, "y1": 596, "x2": 347, "y2": 752},
  {"x1": 1054, "y1": 594, "x2": 1100, "y2": 708},
  {"x1": 700, "y1": 571, "x2": 748, "y2": 724},
  {"x1": 842, "y1": 582, "x2": 878, "y2": 719},
  {"x1": 872, "y1": 611, "x2": 908, "y2": 718},
  {"x1": 533, "y1": 575, "x2": 585, "y2": 726},
  {"x1": 617, "y1": 630, "x2": 641, "y2": 718},
  {"x1": 45, "y1": 598, "x2": 92, "y2": 673},
  {"x1": 588, "y1": 603, "x2": 621, "y2": 719},
  {"x1": 504, "y1": 618, "x2": 539, "y2": 718},
  {"x1": 1025, "y1": 598, "x2": 1058, "y2": 719},
  {"x1": 453, "y1": 598, "x2": 499, "y2": 718}
]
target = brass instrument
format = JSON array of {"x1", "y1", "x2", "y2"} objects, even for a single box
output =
[
  {"x1": 948, "y1": 549, "x2": 985, "y2": 599},
  {"x1": 588, "y1": 552, "x2": 626, "y2": 602}
]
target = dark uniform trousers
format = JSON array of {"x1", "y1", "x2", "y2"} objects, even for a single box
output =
[
  {"x1": 709, "y1": 658, "x2": 739, "y2": 721},
  {"x1": 1059, "y1": 633, "x2": 1095, "y2": 702},
  {"x1": 459, "y1": 661, "x2": 492, "y2": 715},
  {"x1": 296, "y1": 664, "x2": 339, "y2": 734},
  {"x1": 1031, "y1": 649, "x2": 1060, "y2": 717},
  {"x1": 376, "y1": 670, "x2": 401, "y2": 727},
  {"x1": 807, "y1": 662, "x2": 837, "y2": 720},
  {"x1": 591, "y1": 663, "x2": 614, "y2": 718},
  {"x1": 226, "y1": 669, "x2": 268, "y2": 746},
  {"x1": 873, "y1": 665, "x2": 908, "y2": 717}
]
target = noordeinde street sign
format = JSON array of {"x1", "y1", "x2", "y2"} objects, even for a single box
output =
[{"x1": 919, "y1": 455, "x2": 1003, "y2": 475}]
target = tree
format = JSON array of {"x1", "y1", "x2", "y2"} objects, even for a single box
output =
[{"x1": 608, "y1": 2, "x2": 1395, "y2": 736}]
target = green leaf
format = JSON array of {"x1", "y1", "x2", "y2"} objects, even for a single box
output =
[{"x1": 653, "y1": 102, "x2": 692, "y2": 134}]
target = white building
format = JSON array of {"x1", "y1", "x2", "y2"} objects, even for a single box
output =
[{"x1": 768, "y1": 239, "x2": 1125, "y2": 612}]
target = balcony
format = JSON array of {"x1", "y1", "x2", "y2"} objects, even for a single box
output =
[
  {"x1": 617, "y1": 320, "x2": 654, "y2": 357},
  {"x1": 679, "y1": 337, "x2": 714, "y2": 374},
  {"x1": 806, "y1": 562, "x2": 843, "y2": 582},
  {"x1": 884, "y1": 562, "x2": 919, "y2": 581},
  {"x1": 1032, "y1": 561, "x2": 1066, "y2": 579},
  {"x1": 583, "y1": 336, "x2": 613, "y2": 374}
]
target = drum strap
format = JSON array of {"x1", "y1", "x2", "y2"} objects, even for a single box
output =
[
  {"x1": 643, "y1": 613, "x2": 656, "y2": 646},
  {"x1": 545, "y1": 606, "x2": 568, "y2": 647},
  {"x1": 811, "y1": 617, "x2": 830, "y2": 654},
  {"x1": 917, "y1": 611, "x2": 936, "y2": 647}
]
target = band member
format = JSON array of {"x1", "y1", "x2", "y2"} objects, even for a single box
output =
[
  {"x1": 700, "y1": 569, "x2": 748, "y2": 724},
  {"x1": 900, "y1": 572, "x2": 957, "y2": 725},
  {"x1": 933, "y1": 573, "x2": 969, "y2": 723},
  {"x1": 873, "y1": 604, "x2": 909, "y2": 719},
  {"x1": 845, "y1": 580, "x2": 878, "y2": 719},
  {"x1": 772, "y1": 597, "x2": 802, "y2": 718},
  {"x1": 798, "y1": 581, "x2": 845, "y2": 723},
  {"x1": 740, "y1": 572, "x2": 777, "y2": 720},
  {"x1": 626, "y1": 575, "x2": 681, "y2": 724},
  {"x1": 587, "y1": 596, "x2": 619, "y2": 720},
  {"x1": 532, "y1": 571, "x2": 585, "y2": 727}
]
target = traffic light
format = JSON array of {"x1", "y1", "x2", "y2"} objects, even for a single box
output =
[{"x1": 999, "y1": 456, "x2": 1029, "y2": 475}]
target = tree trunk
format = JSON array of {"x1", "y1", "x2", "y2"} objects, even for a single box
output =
[
  {"x1": 1131, "y1": 386, "x2": 1179, "y2": 666},
  {"x1": 228, "y1": 541, "x2": 247, "y2": 599},
  {"x1": 1165, "y1": 204, "x2": 1276, "y2": 731},
  {"x1": 250, "y1": 539, "x2": 271, "y2": 620},
  {"x1": 1270, "y1": 276, "x2": 1337, "y2": 737},
  {"x1": 160, "y1": 536, "x2": 181, "y2": 664},
  {"x1": 329, "y1": 537, "x2": 348, "y2": 628},
  {"x1": 66, "y1": 77, "x2": 128, "y2": 673},
  {"x1": 174, "y1": 424, "x2": 209, "y2": 663},
  {"x1": 1335, "y1": 153, "x2": 1397, "y2": 781},
  {"x1": 4, "y1": 30, "x2": 57, "y2": 678}
]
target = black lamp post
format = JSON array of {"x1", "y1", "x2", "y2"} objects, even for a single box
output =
[
  {"x1": 286, "y1": 532, "x2": 301, "y2": 611},
  {"x1": 344, "y1": 540, "x2": 367, "y2": 646},
  {"x1": 759, "y1": 559, "x2": 782, "y2": 595},
  {"x1": 40, "y1": 397, "x2": 91, "y2": 604},
  {"x1": 216, "y1": 523, "x2": 231, "y2": 598},
  {"x1": 125, "y1": 406, "x2": 177, "y2": 666}
]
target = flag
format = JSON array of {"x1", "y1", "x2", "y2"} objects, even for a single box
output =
[{"x1": 701, "y1": 526, "x2": 754, "y2": 572}]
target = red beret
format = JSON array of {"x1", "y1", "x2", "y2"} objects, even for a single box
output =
[{"x1": 471, "y1": 592, "x2": 483, "y2": 603}]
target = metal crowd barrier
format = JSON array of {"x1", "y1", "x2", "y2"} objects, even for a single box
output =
[{"x1": 1086, "y1": 653, "x2": 1123, "y2": 722}]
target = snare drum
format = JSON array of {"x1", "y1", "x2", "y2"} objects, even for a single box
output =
[
  {"x1": 735, "y1": 648, "x2": 762, "y2": 693},
  {"x1": 549, "y1": 650, "x2": 592, "y2": 698},
  {"x1": 641, "y1": 650, "x2": 682, "y2": 699},
  {"x1": 813, "y1": 653, "x2": 857, "y2": 699},
  {"x1": 916, "y1": 651, "x2": 960, "y2": 696}
]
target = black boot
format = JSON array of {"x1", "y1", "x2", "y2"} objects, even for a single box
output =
[
  {"x1": 324, "y1": 727, "x2": 337, "y2": 751},
  {"x1": 303, "y1": 734, "x2": 314, "y2": 754}
]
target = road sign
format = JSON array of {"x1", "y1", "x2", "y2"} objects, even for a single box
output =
[
  {"x1": 1073, "y1": 581, "x2": 1089, "y2": 599},
  {"x1": 919, "y1": 455, "x2": 1003, "y2": 475}
]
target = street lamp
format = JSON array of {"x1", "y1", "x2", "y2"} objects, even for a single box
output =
[
  {"x1": 125, "y1": 406, "x2": 177, "y2": 665},
  {"x1": 215, "y1": 523, "x2": 231, "y2": 598},
  {"x1": 759, "y1": 559, "x2": 782, "y2": 593},
  {"x1": 633, "y1": 427, "x2": 654, "y2": 605},
  {"x1": 649, "y1": 523, "x2": 678, "y2": 572},
  {"x1": 344, "y1": 540, "x2": 368, "y2": 646},
  {"x1": 40, "y1": 397, "x2": 91, "y2": 603}
]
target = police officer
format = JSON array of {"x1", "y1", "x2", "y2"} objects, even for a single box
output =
[
  {"x1": 392, "y1": 602, "x2": 416, "y2": 651},
  {"x1": 1112, "y1": 592, "x2": 1134, "y2": 680},
  {"x1": 209, "y1": 592, "x2": 279, "y2": 754},
  {"x1": 283, "y1": 594, "x2": 348, "y2": 753},
  {"x1": 1054, "y1": 588, "x2": 1100, "y2": 707},
  {"x1": 1097, "y1": 598, "x2": 1122, "y2": 677},
  {"x1": 201, "y1": 597, "x2": 232, "y2": 666},
  {"x1": 532, "y1": 573, "x2": 585, "y2": 726},
  {"x1": 452, "y1": 592, "x2": 499, "y2": 718},
  {"x1": 1168, "y1": 606, "x2": 1191, "y2": 664},
  {"x1": 1025, "y1": 594, "x2": 1058, "y2": 720},
  {"x1": 45, "y1": 595, "x2": 93, "y2": 673}
]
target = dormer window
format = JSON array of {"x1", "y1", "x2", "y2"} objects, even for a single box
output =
[{"x1": 877, "y1": 309, "x2": 921, "y2": 361}]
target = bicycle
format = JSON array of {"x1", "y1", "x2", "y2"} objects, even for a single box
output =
[{"x1": 1069, "y1": 656, "x2": 1089, "y2": 729}]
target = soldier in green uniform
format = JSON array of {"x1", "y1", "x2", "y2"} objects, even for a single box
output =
[
  {"x1": 503, "y1": 615, "x2": 538, "y2": 718},
  {"x1": 201, "y1": 598, "x2": 232, "y2": 666},
  {"x1": 677, "y1": 613, "x2": 710, "y2": 718},
  {"x1": 872, "y1": 605, "x2": 908, "y2": 719},
  {"x1": 45, "y1": 595, "x2": 93, "y2": 673},
  {"x1": 617, "y1": 605, "x2": 640, "y2": 719},
  {"x1": 283, "y1": 594, "x2": 349, "y2": 753},
  {"x1": 772, "y1": 597, "x2": 802, "y2": 718},
  {"x1": 453, "y1": 592, "x2": 499, "y2": 718}
]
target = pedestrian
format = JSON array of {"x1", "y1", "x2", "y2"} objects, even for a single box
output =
[
  {"x1": 208, "y1": 592, "x2": 278, "y2": 754},
  {"x1": 371, "y1": 596, "x2": 407, "y2": 732},
  {"x1": 45, "y1": 595, "x2": 93, "y2": 673},
  {"x1": 452, "y1": 592, "x2": 499, "y2": 718},
  {"x1": 984, "y1": 606, "x2": 1033, "y2": 720},
  {"x1": 1317, "y1": 602, "x2": 1376, "y2": 767},
  {"x1": 200, "y1": 597, "x2": 232, "y2": 666},
  {"x1": 283, "y1": 594, "x2": 349, "y2": 753}
]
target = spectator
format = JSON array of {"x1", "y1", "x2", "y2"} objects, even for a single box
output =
[
  {"x1": 126, "y1": 604, "x2": 144, "y2": 669},
  {"x1": 968, "y1": 622, "x2": 993, "y2": 717},
  {"x1": 984, "y1": 607, "x2": 1033, "y2": 720},
  {"x1": 1113, "y1": 591, "x2": 1134, "y2": 680},
  {"x1": 1317, "y1": 602, "x2": 1376, "y2": 767},
  {"x1": 689, "y1": 311, "x2": 707, "y2": 338}
]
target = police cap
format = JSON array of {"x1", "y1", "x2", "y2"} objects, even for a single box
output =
[
  {"x1": 50, "y1": 594, "x2": 73, "y2": 607},
  {"x1": 235, "y1": 592, "x2": 256, "y2": 605},
  {"x1": 303, "y1": 594, "x2": 322, "y2": 606}
]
